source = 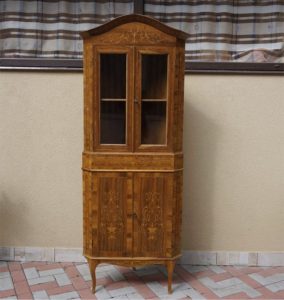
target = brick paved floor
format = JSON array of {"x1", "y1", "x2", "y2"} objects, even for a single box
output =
[{"x1": 1, "y1": 261, "x2": 284, "y2": 299}]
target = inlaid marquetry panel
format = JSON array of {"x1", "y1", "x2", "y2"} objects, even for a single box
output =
[
  {"x1": 88, "y1": 23, "x2": 176, "y2": 46},
  {"x1": 173, "y1": 44, "x2": 185, "y2": 152},
  {"x1": 133, "y1": 173, "x2": 173, "y2": 258},
  {"x1": 172, "y1": 172, "x2": 183, "y2": 256},
  {"x1": 83, "y1": 171, "x2": 93, "y2": 257},
  {"x1": 82, "y1": 152, "x2": 183, "y2": 171},
  {"x1": 92, "y1": 172, "x2": 132, "y2": 257}
]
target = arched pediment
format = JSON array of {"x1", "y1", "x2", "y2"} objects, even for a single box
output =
[{"x1": 81, "y1": 14, "x2": 188, "y2": 45}]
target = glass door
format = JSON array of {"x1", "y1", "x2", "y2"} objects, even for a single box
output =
[
  {"x1": 135, "y1": 48, "x2": 173, "y2": 151},
  {"x1": 94, "y1": 47, "x2": 133, "y2": 151}
]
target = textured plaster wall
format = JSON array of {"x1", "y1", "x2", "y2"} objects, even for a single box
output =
[
  {"x1": 183, "y1": 75, "x2": 284, "y2": 251},
  {"x1": 0, "y1": 71, "x2": 283, "y2": 251},
  {"x1": 0, "y1": 72, "x2": 83, "y2": 247}
]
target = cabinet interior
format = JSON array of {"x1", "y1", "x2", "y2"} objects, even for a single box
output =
[{"x1": 100, "y1": 53, "x2": 127, "y2": 145}]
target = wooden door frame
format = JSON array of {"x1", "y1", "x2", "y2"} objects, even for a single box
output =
[
  {"x1": 92, "y1": 46, "x2": 134, "y2": 152},
  {"x1": 134, "y1": 46, "x2": 175, "y2": 152}
]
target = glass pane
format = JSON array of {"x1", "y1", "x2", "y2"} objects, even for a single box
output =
[
  {"x1": 100, "y1": 101, "x2": 126, "y2": 144},
  {"x1": 141, "y1": 101, "x2": 166, "y2": 145},
  {"x1": 142, "y1": 54, "x2": 168, "y2": 99},
  {"x1": 100, "y1": 54, "x2": 126, "y2": 99}
]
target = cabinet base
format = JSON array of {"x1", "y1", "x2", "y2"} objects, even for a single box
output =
[{"x1": 85, "y1": 255, "x2": 181, "y2": 294}]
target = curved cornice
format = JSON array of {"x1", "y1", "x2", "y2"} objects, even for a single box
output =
[{"x1": 80, "y1": 14, "x2": 189, "y2": 40}]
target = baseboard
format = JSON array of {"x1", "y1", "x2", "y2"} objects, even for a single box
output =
[
  {"x1": 180, "y1": 251, "x2": 284, "y2": 267},
  {"x1": 1, "y1": 247, "x2": 284, "y2": 266},
  {"x1": 0, "y1": 247, "x2": 86, "y2": 263}
]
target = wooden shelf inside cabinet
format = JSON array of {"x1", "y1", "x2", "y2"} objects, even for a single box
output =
[
  {"x1": 142, "y1": 99, "x2": 167, "y2": 101},
  {"x1": 101, "y1": 98, "x2": 126, "y2": 101},
  {"x1": 81, "y1": 14, "x2": 189, "y2": 294}
]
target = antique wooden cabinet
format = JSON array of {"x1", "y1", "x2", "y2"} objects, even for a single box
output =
[{"x1": 81, "y1": 14, "x2": 188, "y2": 294}]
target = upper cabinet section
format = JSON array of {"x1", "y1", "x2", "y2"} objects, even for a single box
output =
[{"x1": 81, "y1": 14, "x2": 188, "y2": 153}]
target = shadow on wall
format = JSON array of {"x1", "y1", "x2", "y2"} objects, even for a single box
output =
[
  {"x1": 182, "y1": 100, "x2": 220, "y2": 250},
  {"x1": 0, "y1": 191, "x2": 30, "y2": 246}
]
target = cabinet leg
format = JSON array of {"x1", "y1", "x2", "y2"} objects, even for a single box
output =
[
  {"x1": 166, "y1": 260, "x2": 175, "y2": 294},
  {"x1": 87, "y1": 259, "x2": 98, "y2": 293}
]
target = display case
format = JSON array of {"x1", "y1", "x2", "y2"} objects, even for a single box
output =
[{"x1": 81, "y1": 14, "x2": 188, "y2": 294}]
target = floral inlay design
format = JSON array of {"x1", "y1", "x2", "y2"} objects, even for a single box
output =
[
  {"x1": 94, "y1": 25, "x2": 170, "y2": 45},
  {"x1": 101, "y1": 191, "x2": 124, "y2": 241},
  {"x1": 141, "y1": 192, "x2": 163, "y2": 242}
]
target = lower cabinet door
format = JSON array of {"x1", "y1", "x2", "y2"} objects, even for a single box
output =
[
  {"x1": 91, "y1": 172, "x2": 133, "y2": 257},
  {"x1": 133, "y1": 172, "x2": 173, "y2": 258},
  {"x1": 84, "y1": 171, "x2": 176, "y2": 259}
]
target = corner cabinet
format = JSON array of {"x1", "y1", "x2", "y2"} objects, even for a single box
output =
[{"x1": 81, "y1": 14, "x2": 188, "y2": 294}]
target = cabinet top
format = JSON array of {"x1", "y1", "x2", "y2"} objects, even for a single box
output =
[{"x1": 80, "y1": 14, "x2": 189, "y2": 41}]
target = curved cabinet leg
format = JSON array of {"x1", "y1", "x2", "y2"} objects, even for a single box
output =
[
  {"x1": 166, "y1": 260, "x2": 176, "y2": 294},
  {"x1": 87, "y1": 259, "x2": 98, "y2": 293}
]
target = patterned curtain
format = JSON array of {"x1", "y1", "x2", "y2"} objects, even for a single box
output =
[
  {"x1": 0, "y1": 1, "x2": 283, "y2": 62},
  {"x1": 144, "y1": 0, "x2": 284, "y2": 63},
  {"x1": 0, "y1": 0, "x2": 133, "y2": 58}
]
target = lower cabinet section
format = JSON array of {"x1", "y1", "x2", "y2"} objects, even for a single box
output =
[{"x1": 83, "y1": 170, "x2": 182, "y2": 293}]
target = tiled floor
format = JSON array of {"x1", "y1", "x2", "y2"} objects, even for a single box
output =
[{"x1": 1, "y1": 261, "x2": 284, "y2": 299}]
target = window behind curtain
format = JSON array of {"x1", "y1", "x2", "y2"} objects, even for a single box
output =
[
  {"x1": 144, "y1": 0, "x2": 284, "y2": 63},
  {"x1": 0, "y1": 1, "x2": 133, "y2": 58}
]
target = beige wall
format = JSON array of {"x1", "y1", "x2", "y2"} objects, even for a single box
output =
[
  {"x1": 0, "y1": 71, "x2": 283, "y2": 251},
  {"x1": 184, "y1": 74, "x2": 284, "y2": 251}
]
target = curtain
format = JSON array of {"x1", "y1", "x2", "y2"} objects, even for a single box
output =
[
  {"x1": 1, "y1": 1, "x2": 283, "y2": 62},
  {"x1": 144, "y1": 0, "x2": 284, "y2": 63},
  {"x1": 0, "y1": 0, "x2": 133, "y2": 58}
]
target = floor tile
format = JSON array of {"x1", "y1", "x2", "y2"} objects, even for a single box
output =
[
  {"x1": 1, "y1": 262, "x2": 284, "y2": 299},
  {"x1": 0, "y1": 277, "x2": 13, "y2": 291}
]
